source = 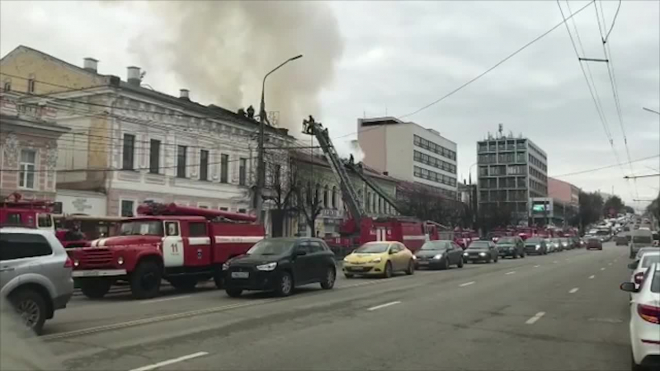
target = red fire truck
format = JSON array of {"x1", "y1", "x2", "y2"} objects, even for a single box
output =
[
  {"x1": 0, "y1": 192, "x2": 55, "y2": 231},
  {"x1": 67, "y1": 202, "x2": 264, "y2": 299},
  {"x1": 303, "y1": 116, "x2": 447, "y2": 253}
]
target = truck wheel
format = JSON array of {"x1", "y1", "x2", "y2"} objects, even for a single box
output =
[
  {"x1": 130, "y1": 261, "x2": 162, "y2": 300},
  {"x1": 80, "y1": 279, "x2": 112, "y2": 299},
  {"x1": 169, "y1": 277, "x2": 198, "y2": 292},
  {"x1": 10, "y1": 289, "x2": 47, "y2": 335},
  {"x1": 225, "y1": 288, "x2": 243, "y2": 297}
]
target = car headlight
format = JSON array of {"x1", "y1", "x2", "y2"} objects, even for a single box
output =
[
  {"x1": 222, "y1": 262, "x2": 230, "y2": 270},
  {"x1": 536, "y1": 245, "x2": 541, "y2": 250},
  {"x1": 343, "y1": 257, "x2": 350, "y2": 262},
  {"x1": 74, "y1": 259, "x2": 79, "y2": 267},
  {"x1": 256, "y1": 262, "x2": 277, "y2": 271},
  {"x1": 463, "y1": 252, "x2": 468, "y2": 256},
  {"x1": 369, "y1": 257, "x2": 382, "y2": 263},
  {"x1": 412, "y1": 255, "x2": 417, "y2": 260},
  {"x1": 479, "y1": 252, "x2": 486, "y2": 256},
  {"x1": 117, "y1": 256, "x2": 124, "y2": 265},
  {"x1": 433, "y1": 254, "x2": 443, "y2": 260}
]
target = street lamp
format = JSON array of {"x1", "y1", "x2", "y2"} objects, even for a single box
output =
[{"x1": 255, "y1": 54, "x2": 304, "y2": 224}]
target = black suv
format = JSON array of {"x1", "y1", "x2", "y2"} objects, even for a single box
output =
[
  {"x1": 223, "y1": 237, "x2": 336, "y2": 297},
  {"x1": 496, "y1": 236, "x2": 525, "y2": 259}
]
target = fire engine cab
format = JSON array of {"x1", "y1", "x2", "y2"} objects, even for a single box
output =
[
  {"x1": 0, "y1": 192, "x2": 55, "y2": 231},
  {"x1": 67, "y1": 203, "x2": 264, "y2": 299}
]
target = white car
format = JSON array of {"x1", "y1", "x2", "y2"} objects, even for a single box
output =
[
  {"x1": 629, "y1": 252, "x2": 660, "y2": 292},
  {"x1": 620, "y1": 263, "x2": 660, "y2": 371}
]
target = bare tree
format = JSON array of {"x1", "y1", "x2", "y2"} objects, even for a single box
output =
[
  {"x1": 397, "y1": 182, "x2": 465, "y2": 227},
  {"x1": 262, "y1": 151, "x2": 296, "y2": 237},
  {"x1": 289, "y1": 155, "x2": 335, "y2": 237}
]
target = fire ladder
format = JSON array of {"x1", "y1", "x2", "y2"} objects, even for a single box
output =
[
  {"x1": 303, "y1": 116, "x2": 365, "y2": 225},
  {"x1": 345, "y1": 163, "x2": 403, "y2": 215}
]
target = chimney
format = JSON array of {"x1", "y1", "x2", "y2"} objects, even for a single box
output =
[
  {"x1": 127, "y1": 66, "x2": 141, "y2": 86},
  {"x1": 179, "y1": 89, "x2": 190, "y2": 100},
  {"x1": 83, "y1": 58, "x2": 98, "y2": 72}
]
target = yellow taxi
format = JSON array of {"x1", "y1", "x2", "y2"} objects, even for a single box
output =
[{"x1": 343, "y1": 241, "x2": 415, "y2": 278}]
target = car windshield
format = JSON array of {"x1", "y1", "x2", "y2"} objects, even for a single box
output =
[
  {"x1": 420, "y1": 241, "x2": 450, "y2": 251},
  {"x1": 496, "y1": 237, "x2": 516, "y2": 244},
  {"x1": 246, "y1": 239, "x2": 294, "y2": 256},
  {"x1": 119, "y1": 221, "x2": 163, "y2": 236},
  {"x1": 468, "y1": 241, "x2": 490, "y2": 249},
  {"x1": 641, "y1": 255, "x2": 660, "y2": 268},
  {"x1": 526, "y1": 238, "x2": 543, "y2": 244},
  {"x1": 354, "y1": 243, "x2": 390, "y2": 254},
  {"x1": 595, "y1": 230, "x2": 610, "y2": 236},
  {"x1": 632, "y1": 236, "x2": 653, "y2": 244}
]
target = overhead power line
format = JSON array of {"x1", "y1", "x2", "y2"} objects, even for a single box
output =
[
  {"x1": 396, "y1": 0, "x2": 595, "y2": 120},
  {"x1": 551, "y1": 154, "x2": 660, "y2": 178}
]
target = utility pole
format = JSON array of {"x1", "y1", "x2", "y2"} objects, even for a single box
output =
[{"x1": 255, "y1": 54, "x2": 303, "y2": 224}]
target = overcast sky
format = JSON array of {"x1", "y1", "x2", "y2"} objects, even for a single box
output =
[{"x1": 1, "y1": 1, "x2": 658, "y2": 211}]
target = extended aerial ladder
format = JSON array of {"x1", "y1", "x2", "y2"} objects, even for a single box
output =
[
  {"x1": 303, "y1": 116, "x2": 365, "y2": 227},
  {"x1": 344, "y1": 162, "x2": 403, "y2": 215}
]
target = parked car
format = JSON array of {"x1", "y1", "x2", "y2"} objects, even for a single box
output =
[
  {"x1": 558, "y1": 237, "x2": 571, "y2": 251},
  {"x1": 615, "y1": 235, "x2": 629, "y2": 246},
  {"x1": 619, "y1": 263, "x2": 660, "y2": 371},
  {"x1": 463, "y1": 240, "x2": 499, "y2": 263},
  {"x1": 223, "y1": 238, "x2": 336, "y2": 297},
  {"x1": 545, "y1": 239, "x2": 557, "y2": 253},
  {"x1": 0, "y1": 228, "x2": 74, "y2": 335},
  {"x1": 343, "y1": 241, "x2": 414, "y2": 278},
  {"x1": 495, "y1": 236, "x2": 525, "y2": 259},
  {"x1": 586, "y1": 237, "x2": 603, "y2": 250},
  {"x1": 628, "y1": 252, "x2": 660, "y2": 292},
  {"x1": 630, "y1": 230, "x2": 654, "y2": 259},
  {"x1": 524, "y1": 237, "x2": 548, "y2": 255},
  {"x1": 653, "y1": 231, "x2": 659, "y2": 247},
  {"x1": 635, "y1": 247, "x2": 660, "y2": 261},
  {"x1": 414, "y1": 240, "x2": 464, "y2": 270}
]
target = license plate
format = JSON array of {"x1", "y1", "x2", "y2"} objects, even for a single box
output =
[
  {"x1": 80, "y1": 271, "x2": 100, "y2": 277},
  {"x1": 231, "y1": 271, "x2": 249, "y2": 279},
  {"x1": 417, "y1": 261, "x2": 429, "y2": 265}
]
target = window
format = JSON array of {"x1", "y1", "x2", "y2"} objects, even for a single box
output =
[
  {"x1": 177, "y1": 145, "x2": 187, "y2": 178},
  {"x1": 199, "y1": 150, "x2": 209, "y2": 181},
  {"x1": 122, "y1": 134, "x2": 135, "y2": 170},
  {"x1": 120, "y1": 200, "x2": 135, "y2": 217},
  {"x1": 238, "y1": 208, "x2": 247, "y2": 214},
  {"x1": 27, "y1": 77, "x2": 35, "y2": 94},
  {"x1": 19, "y1": 150, "x2": 36, "y2": 189},
  {"x1": 188, "y1": 222, "x2": 207, "y2": 237},
  {"x1": 239, "y1": 158, "x2": 247, "y2": 185},
  {"x1": 219, "y1": 207, "x2": 229, "y2": 211},
  {"x1": 3, "y1": 80, "x2": 10, "y2": 92},
  {"x1": 323, "y1": 186, "x2": 329, "y2": 208},
  {"x1": 0, "y1": 233, "x2": 52, "y2": 261},
  {"x1": 165, "y1": 221, "x2": 180, "y2": 236},
  {"x1": 37, "y1": 214, "x2": 53, "y2": 228},
  {"x1": 308, "y1": 241, "x2": 324, "y2": 253},
  {"x1": 220, "y1": 154, "x2": 229, "y2": 183},
  {"x1": 149, "y1": 139, "x2": 160, "y2": 174},
  {"x1": 331, "y1": 186, "x2": 337, "y2": 208}
]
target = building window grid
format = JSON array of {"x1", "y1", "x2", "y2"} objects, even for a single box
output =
[
  {"x1": 413, "y1": 150, "x2": 456, "y2": 174},
  {"x1": 413, "y1": 135, "x2": 456, "y2": 161},
  {"x1": 413, "y1": 166, "x2": 457, "y2": 187}
]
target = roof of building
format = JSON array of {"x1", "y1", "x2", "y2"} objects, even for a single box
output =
[
  {"x1": 358, "y1": 116, "x2": 456, "y2": 144},
  {"x1": 289, "y1": 150, "x2": 400, "y2": 184}
]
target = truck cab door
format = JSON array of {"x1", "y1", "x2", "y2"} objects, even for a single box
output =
[{"x1": 162, "y1": 221, "x2": 184, "y2": 268}]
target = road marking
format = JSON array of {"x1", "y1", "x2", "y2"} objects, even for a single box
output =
[
  {"x1": 505, "y1": 271, "x2": 516, "y2": 275},
  {"x1": 600, "y1": 267, "x2": 606, "y2": 271},
  {"x1": 140, "y1": 295, "x2": 191, "y2": 304},
  {"x1": 553, "y1": 261, "x2": 558, "y2": 264},
  {"x1": 589, "y1": 275, "x2": 595, "y2": 279},
  {"x1": 129, "y1": 351, "x2": 209, "y2": 371},
  {"x1": 525, "y1": 312, "x2": 545, "y2": 325},
  {"x1": 534, "y1": 265, "x2": 540, "y2": 268},
  {"x1": 569, "y1": 287, "x2": 579, "y2": 294},
  {"x1": 367, "y1": 301, "x2": 401, "y2": 311},
  {"x1": 459, "y1": 281, "x2": 476, "y2": 287}
]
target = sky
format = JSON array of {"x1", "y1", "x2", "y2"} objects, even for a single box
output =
[{"x1": 1, "y1": 0, "x2": 658, "y2": 211}]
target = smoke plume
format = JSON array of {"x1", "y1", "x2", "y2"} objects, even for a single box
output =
[{"x1": 121, "y1": 1, "x2": 344, "y2": 134}]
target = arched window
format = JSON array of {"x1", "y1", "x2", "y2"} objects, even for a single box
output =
[
  {"x1": 332, "y1": 186, "x2": 337, "y2": 208},
  {"x1": 323, "y1": 185, "x2": 329, "y2": 208}
]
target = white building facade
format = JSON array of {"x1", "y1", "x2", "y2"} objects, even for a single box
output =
[{"x1": 357, "y1": 117, "x2": 458, "y2": 199}]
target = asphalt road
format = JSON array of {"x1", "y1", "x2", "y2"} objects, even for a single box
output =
[{"x1": 27, "y1": 242, "x2": 633, "y2": 371}]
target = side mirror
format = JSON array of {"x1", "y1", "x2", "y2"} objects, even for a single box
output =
[
  {"x1": 627, "y1": 262, "x2": 638, "y2": 270},
  {"x1": 619, "y1": 282, "x2": 638, "y2": 293}
]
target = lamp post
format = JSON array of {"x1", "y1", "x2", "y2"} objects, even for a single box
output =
[{"x1": 255, "y1": 54, "x2": 303, "y2": 224}]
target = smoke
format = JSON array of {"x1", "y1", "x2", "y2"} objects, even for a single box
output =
[
  {"x1": 117, "y1": 1, "x2": 344, "y2": 134},
  {"x1": 334, "y1": 139, "x2": 365, "y2": 162}
]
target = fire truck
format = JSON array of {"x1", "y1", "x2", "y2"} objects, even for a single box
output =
[
  {"x1": 0, "y1": 192, "x2": 55, "y2": 231},
  {"x1": 67, "y1": 203, "x2": 264, "y2": 299},
  {"x1": 302, "y1": 116, "x2": 447, "y2": 253}
]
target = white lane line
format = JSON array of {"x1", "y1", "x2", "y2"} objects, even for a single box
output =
[
  {"x1": 600, "y1": 267, "x2": 606, "y2": 271},
  {"x1": 367, "y1": 301, "x2": 401, "y2": 311},
  {"x1": 505, "y1": 271, "x2": 516, "y2": 275},
  {"x1": 459, "y1": 281, "x2": 476, "y2": 287},
  {"x1": 569, "y1": 287, "x2": 579, "y2": 294},
  {"x1": 129, "y1": 351, "x2": 209, "y2": 371},
  {"x1": 525, "y1": 312, "x2": 546, "y2": 325},
  {"x1": 140, "y1": 295, "x2": 191, "y2": 304},
  {"x1": 534, "y1": 265, "x2": 540, "y2": 268},
  {"x1": 589, "y1": 275, "x2": 595, "y2": 279},
  {"x1": 553, "y1": 261, "x2": 558, "y2": 264}
]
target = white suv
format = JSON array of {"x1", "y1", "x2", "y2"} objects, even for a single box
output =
[
  {"x1": 0, "y1": 228, "x2": 74, "y2": 335},
  {"x1": 620, "y1": 263, "x2": 660, "y2": 371}
]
